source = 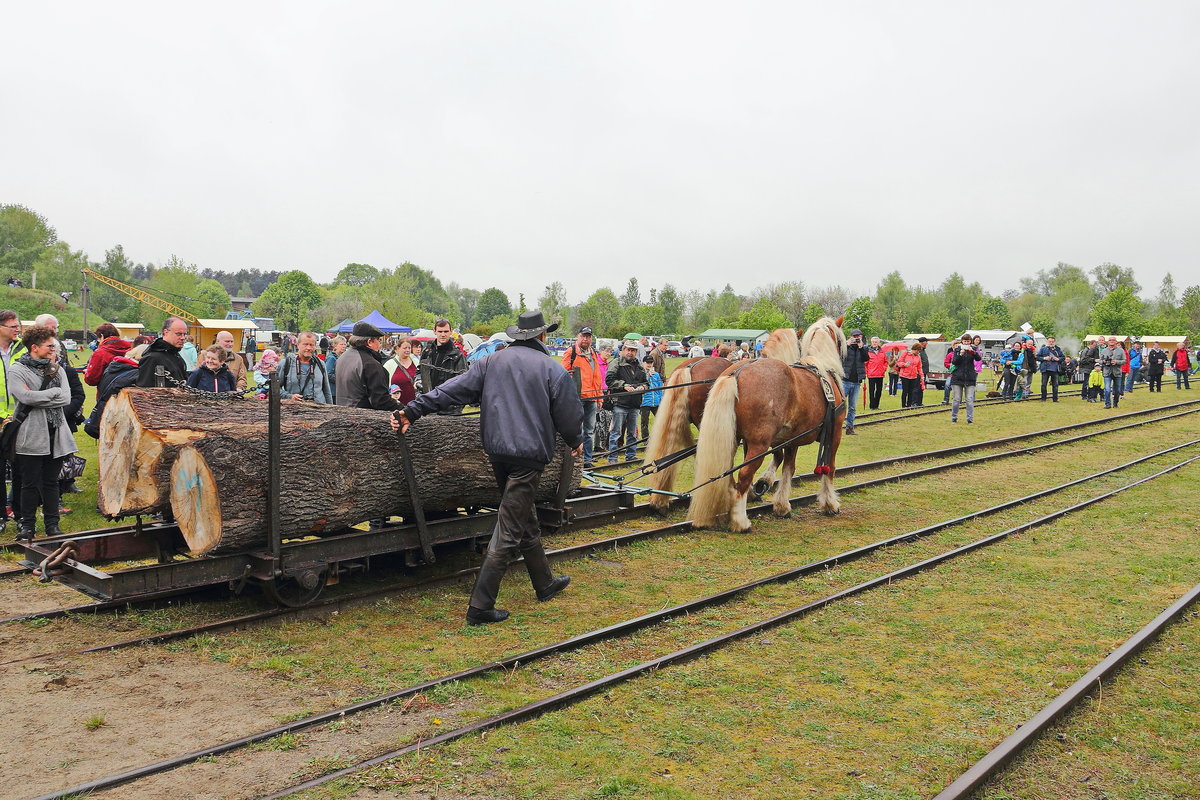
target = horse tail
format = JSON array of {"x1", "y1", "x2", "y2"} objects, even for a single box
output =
[
  {"x1": 688, "y1": 371, "x2": 740, "y2": 528},
  {"x1": 645, "y1": 363, "x2": 696, "y2": 511}
]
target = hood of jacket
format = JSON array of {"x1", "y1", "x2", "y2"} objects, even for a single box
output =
[
  {"x1": 148, "y1": 336, "x2": 181, "y2": 356},
  {"x1": 96, "y1": 337, "x2": 132, "y2": 358}
]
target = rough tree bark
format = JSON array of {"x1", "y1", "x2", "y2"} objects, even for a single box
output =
[{"x1": 99, "y1": 389, "x2": 580, "y2": 555}]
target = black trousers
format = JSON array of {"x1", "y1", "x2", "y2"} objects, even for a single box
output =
[
  {"x1": 1040, "y1": 372, "x2": 1059, "y2": 401},
  {"x1": 867, "y1": 377, "x2": 883, "y2": 409},
  {"x1": 639, "y1": 406, "x2": 657, "y2": 440},
  {"x1": 900, "y1": 376, "x2": 920, "y2": 407},
  {"x1": 469, "y1": 462, "x2": 553, "y2": 610},
  {"x1": 17, "y1": 453, "x2": 65, "y2": 527},
  {"x1": 1148, "y1": 373, "x2": 1163, "y2": 391}
]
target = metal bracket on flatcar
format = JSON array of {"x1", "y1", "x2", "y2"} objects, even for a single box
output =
[{"x1": 395, "y1": 431, "x2": 436, "y2": 564}]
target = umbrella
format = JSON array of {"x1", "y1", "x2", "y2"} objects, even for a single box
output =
[
  {"x1": 881, "y1": 341, "x2": 908, "y2": 352},
  {"x1": 623, "y1": 332, "x2": 642, "y2": 340}
]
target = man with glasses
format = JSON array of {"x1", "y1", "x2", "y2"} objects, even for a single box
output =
[
  {"x1": 137, "y1": 317, "x2": 190, "y2": 388},
  {"x1": 0, "y1": 310, "x2": 28, "y2": 527}
]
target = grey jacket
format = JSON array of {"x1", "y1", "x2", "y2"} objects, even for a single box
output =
[
  {"x1": 1099, "y1": 345, "x2": 1126, "y2": 377},
  {"x1": 7, "y1": 360, "x2": 79, "y2": 458},
  {"x1": 280, "y1": 354, "x2": 332, "y2": 403}
]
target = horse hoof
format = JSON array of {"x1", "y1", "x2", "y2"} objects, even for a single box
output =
[
  {"x1": 772, "y1": 506, "x2": 792, "y2": 518},
  {"x1": 822, "y1": 507, "x2": 841, "y2": 517},
  {"x1": 752, "y1": 479, "x2": 771, "y2": 498}
]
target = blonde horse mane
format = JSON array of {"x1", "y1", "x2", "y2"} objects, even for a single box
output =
[
  {"x1": 760, "y1": 328, "x2": 800, "y2": 363},
  {"x1": 643, "y1": 361, "x2": 697, "y2": 511},
  {"x1": 799, "y1": 316, "x2": 846, "y2": 380}
]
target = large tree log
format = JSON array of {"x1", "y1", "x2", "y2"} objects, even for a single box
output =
[
  {"x1": 100, "y1": 391, "x2": 582, "y2": 555},
  {"x1": 98, "y1": 389, "x2": 261, "y2": 516}
]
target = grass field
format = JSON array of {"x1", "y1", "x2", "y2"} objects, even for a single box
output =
[{"x1": 3, "y1": 366, "x2": 1198, "y2": 800}]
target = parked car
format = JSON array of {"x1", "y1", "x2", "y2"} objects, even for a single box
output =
[{"x1": 667, "y1": 341, "x2": 684, "y2": 356}]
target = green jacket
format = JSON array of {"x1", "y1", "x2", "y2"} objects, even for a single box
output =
[{"x1": 0, "y1": 339, "x2": 30, "y2": 418}]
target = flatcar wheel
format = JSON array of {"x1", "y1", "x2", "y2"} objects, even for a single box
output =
[{"x1": 263, "y1": 568, "x2": 327, "y2": 607}]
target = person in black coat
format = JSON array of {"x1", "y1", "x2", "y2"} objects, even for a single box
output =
[
  {"x1": 840, "y1": 328, "x2": 870, "y2": 435},
  {"x1": 605, "y1": 341, "x2": 649, "y2": 463},
  {"x1": 334, "y1": 322, "x2": 401, "y2": 411},
  {"x1": 84, "y1": 348, "x2": 145, "y2": 439},
  {"x1": 396, "y1": 310, "x2": 583, "y2": 626},
  {"x1": 137, "y1": 318, "x2": 189, "y2": 388}
]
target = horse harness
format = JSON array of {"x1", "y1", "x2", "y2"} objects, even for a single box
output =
[
  {"x1": 721, "y1": 360, "x2": 844, "y2": 475},
  {"x1": 787, "y1": 362, "x2": 845, "y2": 475}
]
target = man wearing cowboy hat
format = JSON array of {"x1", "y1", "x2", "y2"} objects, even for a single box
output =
[
  {"x1": 394, "y1": 310, "x2": 584, "y2": 625},
  {"x1": 335, "y1": 321, "x2": 402, "y2": 411}
]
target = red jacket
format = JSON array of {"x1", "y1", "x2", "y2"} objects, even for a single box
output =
[
  {"x1": 865, "y1": 347, "x2": 889, "y2": 378},
  {"x1": 84, "y1": 337, "x2": 132, "y2": 386},
  {"x1": 895, "y1": 350, "x2": 923, "y2": 379},
  {"x1": 1173, "y1": 348, "x2": 1192, "y2": 371}
]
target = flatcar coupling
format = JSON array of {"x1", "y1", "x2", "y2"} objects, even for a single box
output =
[{"x1": 34, "y1": 540, "x2": 79, "y2": 583}]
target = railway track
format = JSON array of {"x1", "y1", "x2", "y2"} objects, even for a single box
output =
[
  {"x1": 4, "y1": 399, "x2": 1198, "y2": 637},
  {"x1": 35, "y1": 438, "x2": 1200, "y2": 800}
]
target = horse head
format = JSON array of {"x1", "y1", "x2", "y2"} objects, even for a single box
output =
[{"x1": 800, "y1": 316, "x2": 847, "y2": 378}]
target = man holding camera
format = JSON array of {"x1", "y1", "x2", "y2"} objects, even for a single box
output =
[
  {"x1": 1099, "y1": 336, "x2": 1126, "y2": 409},
  {"x1": 606, "y1": 341, "x2": 649, "y2": 463},
  {"x1": 1037, "y1": 336, "x2": 1064, "y2": 402},
  {"x1": 840, "y1": 329, "x2": 870, "y2": 435}
]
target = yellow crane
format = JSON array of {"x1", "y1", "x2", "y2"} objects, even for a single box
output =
[{"x1": 81, "y1": 267, "x2": 199, "y2": 323}]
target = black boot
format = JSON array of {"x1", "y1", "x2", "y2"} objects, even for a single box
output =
[
  {"x1": 466, "y1": 553, "x2": 510, "y2": 625},
  {"x1": 522, "y1": 544, "x2": 570, "y2": 602},
  {"x1": 44, "y1": 521, "x2": 64, "y2": 538},
  {"x1": 466, "y1": 606, "x2": 510, "y2": 625},
  {"x1": 16, "y1": 521, "x2": 35, "y2": 542}
]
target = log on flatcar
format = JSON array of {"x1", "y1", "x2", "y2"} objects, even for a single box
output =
[{"x1": 100, "y1": 388, "x2": 581, "y2": 555}]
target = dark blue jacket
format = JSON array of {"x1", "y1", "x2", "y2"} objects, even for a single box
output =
[
  {"x1": 404, "y1": 338, "x2": 583, "y2": 469},
  {"x1": 187, "y1": 364, "x2": 236, "y2": 393},
  {"x1": 84, "y1": 357, "x2": 140, "y2": 439},
  {"x1": 1037, "y1": 345, "x2": 1064, "y2": 374}
]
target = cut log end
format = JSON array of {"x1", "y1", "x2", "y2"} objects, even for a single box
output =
[
  {"x1": 170, "y1": 446, "x2": 222, "y2": 555},
  {"x1": 97, "y1": 391, "x2": 139, "y2": 515}
]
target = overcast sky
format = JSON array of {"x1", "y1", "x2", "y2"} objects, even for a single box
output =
[{"x1": 4, "y1": 1, "x2": 1197, "y2": 306}]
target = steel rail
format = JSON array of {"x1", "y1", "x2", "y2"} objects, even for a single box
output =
[
  {"x1": 30, "y1": 441, "x2": 1200, "y2": 800},
  {"x1": 258, "y1": 450, "x2": 1200, "y2": 800},
  {"x1": 931, "y1": 582, "x2": 1200, "y2": 800},
  {"x1": 586, "y1": 395, "x2": 1194, "y2": 475},
  {"x1": 4, "y1": 401, "x2": 1198, "y2": 631},
  {"x1": 931, "y1": 580, "x2": 1200, "y2": 800},
  {"x1": 853, "y1": 387, "x2": 1085, "y2": 420},
  {"x1": 855, "y1": 390, "x2": 1086, "y2": 427}
]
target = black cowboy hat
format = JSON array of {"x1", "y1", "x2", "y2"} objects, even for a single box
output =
[{"x1": 506, "y1": 310, "x2": 559, "y2": 341}]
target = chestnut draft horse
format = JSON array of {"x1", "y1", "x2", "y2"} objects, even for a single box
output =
[
  {"x1": 642, "y1": 328, "x2": 802, "y2": 512},
  {"x1": 688, "y1": 317, "x2": 847, "y2": 532}
]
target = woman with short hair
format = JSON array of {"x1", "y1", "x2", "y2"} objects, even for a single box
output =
[{"x1": 8, "y1": 326, "x2": 78, "y2": 540}]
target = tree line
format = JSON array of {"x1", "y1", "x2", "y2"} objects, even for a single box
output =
[{"x1": 2, "y1": 203, "x2": 1195, "y2": 348}]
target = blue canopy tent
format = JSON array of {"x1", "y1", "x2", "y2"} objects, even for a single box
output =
[{"x1": 337, "y1": 310, "x2": 411, "y2": 334}]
